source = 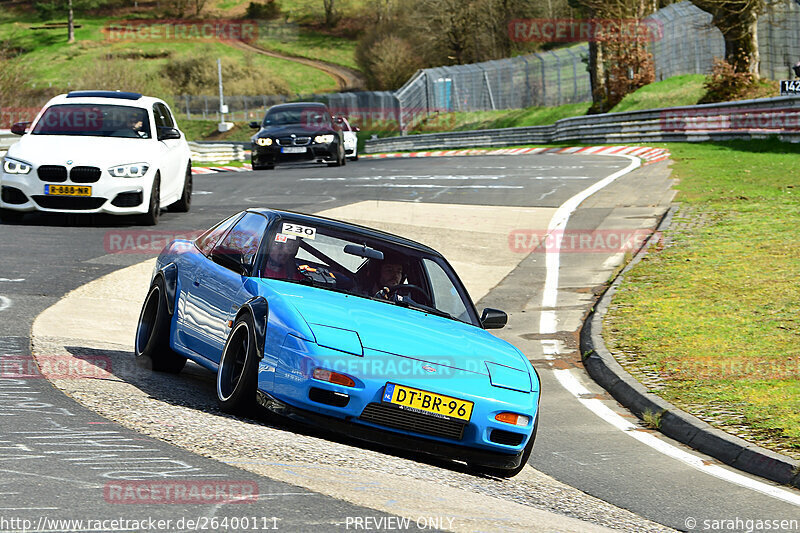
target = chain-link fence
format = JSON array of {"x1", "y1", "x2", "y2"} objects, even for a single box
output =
[
  {"x1": 175, "y1": 91, "x2": 400, "y2": 126},
  {"x1": 648, "y1": 0, "x2": 800, "y2": 80},
  {"x1": 394, "y1": 45, "x2": 591, "y2": 130}
]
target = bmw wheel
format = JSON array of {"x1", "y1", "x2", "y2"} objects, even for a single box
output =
[
  {"x1": 134, "y1": 276, "x2": 187, "y2": 374},
  {"x1": 137, "y1": 174, "x2": 160, "y2": 226},
  {"x1": 217, "y1": 313, "x2": 259, "y2": 414},
  {"x1": 170, "y1": 164, "x2": 192, "y2": 213}
]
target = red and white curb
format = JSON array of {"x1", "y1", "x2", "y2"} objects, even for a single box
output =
[
  {"x1": 189, "y1": 146, "x2": 670, "y2": 174},
  {"x1": 192, "y1": 163, "x2": 252, "y2": 175},
  {"x1": 363, "y1": 146, "x2": 670, "y2": 165}
]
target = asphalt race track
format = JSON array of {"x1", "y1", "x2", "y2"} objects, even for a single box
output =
[{"x1": 1, "y1": 154, "x2": 799, "y2": 532}]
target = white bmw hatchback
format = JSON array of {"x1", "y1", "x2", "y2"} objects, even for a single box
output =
[{"x1": 0, "y1": 91, "x2": 192, "y2": 225}]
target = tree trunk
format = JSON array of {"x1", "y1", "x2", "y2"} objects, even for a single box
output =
[
  {"x1": 587, "y1": 41, "x2": 608, "y2": 113},
  {"x1": 721, "y1": 17, "x2": 759, "y2": 78},
  {"x1": 690, "y1": 0, "x2": 762, "y2": 79},
  {"x1": 67, "y1": 0, "x2": 75, "y2": 44}
]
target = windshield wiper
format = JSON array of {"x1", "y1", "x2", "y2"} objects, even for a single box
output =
[{"x1": 390, "y1": 298, "x2": 455, "y2": 321}]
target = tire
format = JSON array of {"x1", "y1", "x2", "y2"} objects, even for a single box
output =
[
  {"x1": 137, "y1": 174, "x2": 160, "y2": 226},
  {"x1": 134, "y1": 276, "x2": 187, "y2": 374},
  {"x1": 169, "y1": 165, "x2": 192, "y2": 213},
  {"x1": 327, "y1": 144, "x2": 345, "y2": 167},
  {"x1": 0, "y1": 208, "x2": 24, "y2": 223},
  {"x1": 470, "y1": 420, "x2": 537, "y2": 478},
  {"x1": 217, "y1": 313, "x2": 259, "y2": 414}
]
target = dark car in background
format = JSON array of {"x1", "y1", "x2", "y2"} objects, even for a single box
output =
[{"x1": 249, "y1": 102, "x2": 346, "y2": 170}]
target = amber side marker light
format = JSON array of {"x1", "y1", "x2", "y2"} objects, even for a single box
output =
[
  {"x1": 495, "y1": 412, "x2": 530, "y2": 426},
  {"x1": 313, "y1": 368, "x2": 355, "y2": 387}
]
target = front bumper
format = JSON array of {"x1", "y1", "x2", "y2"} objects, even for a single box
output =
[
  {"x1": 252, "y1": 142, "x2": 338, "y2": 166},
  {"x1": 0, "y1": 169, "x2": 154, "y2": 215},
  {"x1": 256, "y1": 390, "x2": 527, "y2": 469}
]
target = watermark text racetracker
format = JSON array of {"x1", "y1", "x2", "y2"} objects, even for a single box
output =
[
  {"x1": 0, "y1": 515, "x2": 281, "y2": 532},
  {"x1": 104, "y1": 20, "x2": 298, "y2": 42},
  {"x1": 104, "y1": 480, "x2": 258, "y2": 504},
  {"x1": 508, "y1": 18, "x2": 663, "y2": 42},
  {"x1": 509, "y1": 228, "x2": 661, "y2": 254}
]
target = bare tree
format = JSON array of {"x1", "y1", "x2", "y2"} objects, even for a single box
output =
[
  {"x1": 323, "y1": 0, "x2": 340, "y2": 27},
  {"x1": 573, "y1": 0, "x2": 658, "y2": 112},
  {"x1": 689, "y1": 0, "x2": 763, "y2": 77},
  {"x1": 67, "y1": 0, "x2": 75, "y2": 43}
]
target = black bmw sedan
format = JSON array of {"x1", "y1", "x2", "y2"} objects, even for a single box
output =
[{"x1": 249, "y1": 102, "x2": 346, "y2": 170}]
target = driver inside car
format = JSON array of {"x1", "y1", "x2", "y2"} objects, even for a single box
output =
[
  {"x1": 371, "y1": 258, "x2": 405, "y2": 299},
  {"x1": 264, "y1": 235, "x2": 304, "y2": 281}
]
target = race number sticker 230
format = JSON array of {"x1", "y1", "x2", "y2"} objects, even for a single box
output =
[
  {"x1": 282, "y1": 222, "x2": 316, "y2": 240},
  {"x1": 383, "y1": 383, "x2": 473, "y2": 422}
]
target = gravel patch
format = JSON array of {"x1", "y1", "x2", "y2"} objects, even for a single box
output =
[{"x1": 33, "y1": 335, "x2": 675, "y2": 533}]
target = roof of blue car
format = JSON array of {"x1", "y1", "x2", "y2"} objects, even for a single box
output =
[{"x1": 249, "y1": 208, "x2": 441, "y2": 256}]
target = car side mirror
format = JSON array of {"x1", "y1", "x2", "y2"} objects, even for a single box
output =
[
  {"x1": 249, "y1": 121, "x2": 260, "y2": 129},
  {"x1": 480, "y1": 308, "x2": 507, "y2": 329},
  {"x1": 353, "y1": 126, "x2": 360, "y2": 132},
  {"x1": 11, "y1": 122, "x2": 30, "y2": 135},
  {"x1": 157, "y1": 127, "x2": 181, "y2": 141}
]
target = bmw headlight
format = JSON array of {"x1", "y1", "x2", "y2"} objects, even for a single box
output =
[
  {"x1": 2, "y1": 157, "x2": 32, "y2": 175},
  {"x1": 256, "y1": 137, "x2": 273, "y2": 146},
  {"x1": 108, "y1": 163, "x2": 150, "y2": 178},
  {"x1": 314, "y1": 134, "x2": 335, "y2": 144}
]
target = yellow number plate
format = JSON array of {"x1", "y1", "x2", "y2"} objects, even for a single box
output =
[
  {"x1": 44, "y1": 185, "x2": 92, "y2": 197},
  {"x1": 382, "y1": 383, "x2": 473, "y2": 422}
]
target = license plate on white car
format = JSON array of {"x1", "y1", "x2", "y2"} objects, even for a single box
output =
[
  {"x1": 44, "y1": 185, "x2": 92, "y2": 197},
  {"x1": 281, "y1": 147, "x2": 307, "y2": 154}
]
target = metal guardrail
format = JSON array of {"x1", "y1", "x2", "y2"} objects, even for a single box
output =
[
  {"x1": 188, "y1": 141, "x2": 250, "y2": 163},
  {"x1": 365, "y1": 96, "x2": 800, "y2": 153}
]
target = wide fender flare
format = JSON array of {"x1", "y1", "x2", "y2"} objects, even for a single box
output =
[
  {"x1": 236, "y1": 296, "x2": 269, "y2": 360},
  {"x1": 156, "y1": 263, "x2": 178, "y2": 316}
]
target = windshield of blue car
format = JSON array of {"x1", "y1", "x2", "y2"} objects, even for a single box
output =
[
  {"x1": 31, "y1": 104, "x2": 152, "y2": 139},
  {"x1": 260, "y1": 221, "x2": 477, "y2": 326}
]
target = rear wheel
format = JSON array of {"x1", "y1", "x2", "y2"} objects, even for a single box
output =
[
  {"x1": 217, "y1": 313, "x2": 259, "y2": 414},
  {"x1": 170, "y1": 165, "x2": 192, "y2": 213},
  {"x1": 137, "y1": 175, "x2": 160, "y2": 226},
  {"x1": 134, "y1": 276, "x2": 186, "y2": 374}
]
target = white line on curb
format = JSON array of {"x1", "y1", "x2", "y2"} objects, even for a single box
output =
[
  {"x1": 538, "y1": 155, "x2": 800, "y2": 506},
  {"x1": 553, "y1": 369, "x2": 800, "y2": 507}
]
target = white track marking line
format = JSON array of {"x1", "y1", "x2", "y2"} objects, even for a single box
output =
[
  {"x1": 0, "y1": 296, "x2": 11, "y2": 311},
  {"x1": 554, "y1": 370, "x2": 800, "y2": 507},
  {"x1": 538, "y1": 154, "x2": 800, "y2": 506}
]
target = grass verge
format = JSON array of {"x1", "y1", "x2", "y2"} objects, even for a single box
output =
[{"x1": 604, "y1": 138, "x2": 800, "y2": 458}]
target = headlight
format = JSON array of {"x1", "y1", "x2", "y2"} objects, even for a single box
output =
[
  {"x1": 314, "y1": 134, "x2": 335, "y2": 144},
  {"x1": 108, "y1": 163, "x2": 150, "y2": 178},
  {"x1": 256, "y1": 137, "x2": 273, "y2": 146},
  {"x1": 2, "y1": 157, "x2": 32, "y2": 175}
]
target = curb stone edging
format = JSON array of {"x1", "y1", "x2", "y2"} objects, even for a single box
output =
[
  {"x1": 362, "y1": 145, "x2": 670, "y2": 165},
  {"x1": 581, "y1": 206, "x2": 800, "y2": 490}
]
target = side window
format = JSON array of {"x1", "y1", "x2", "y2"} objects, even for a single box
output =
[
  {"x1": 159, "y1": 103, "x2": 176, "y2": 128},
  {"x1": 152, "y1": 104, "x2": 167, "y2": 129},
  {"x1": 195, "y1": 213, "x2": 243, "y2": 256},
  {"x1": 212, "y1": 213, "x2": 269, "y2": 271},
  {"x1": 422, "y1": 258, "x2": 470, "y2": 322}
]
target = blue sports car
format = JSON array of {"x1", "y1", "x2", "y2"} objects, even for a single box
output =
[{"x1": 135, "y1": 208, "x2": 540, "y2": 477}]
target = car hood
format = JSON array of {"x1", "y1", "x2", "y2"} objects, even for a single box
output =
[
  {"x1": 252, "y1": 125, "x2": 335, "y2": 139},
  {"x1": 7, "y1": 135, "x2": 162, "y2": 167},
  {"x1": 261, "y1": 280, "x2": 531, "y2": 376}
]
